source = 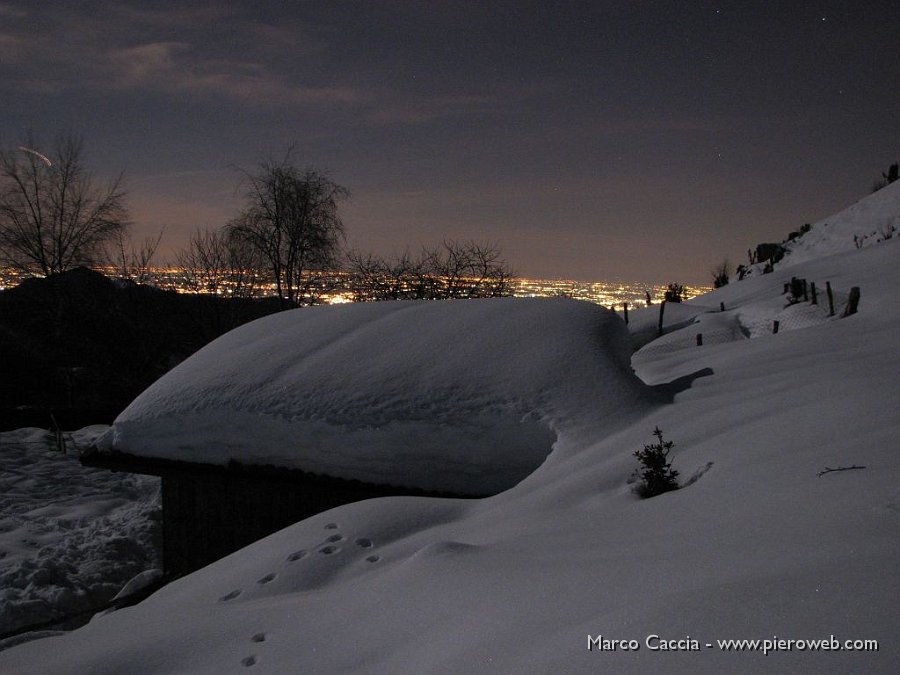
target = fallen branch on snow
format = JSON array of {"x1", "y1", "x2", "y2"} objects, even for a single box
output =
[{"x1": 817, "y1": 465, "x2": 866, "y2": 477}]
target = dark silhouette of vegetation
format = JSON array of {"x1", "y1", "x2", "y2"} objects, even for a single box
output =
[
  {"x1": 0, "y1": 267, "x2": 283, "y2": 430},
  {"x1": 346, "y1": 240, "x2": 514, "y2": 301},
  {"x1": 872, "y1": 162, "x2": 898, "y2": 192},
  {"x1": 664, "y1": 282, "x2": 686, "y2": 303},
  {"x1": 0, "y1": 131, "x2": 129, "y2": 276},
  {"x1": 711, "y1": 260, "x2": 730, "y2": 288},
  {"x1": 633, "y1": 427, "x2": 680, "y2": 498},
  {"x1": 110, "y1": 227, "x2": 165, "y2": 284},
  {"x1": 227, "y1": 153, "x2": 348, "y2": 308}
]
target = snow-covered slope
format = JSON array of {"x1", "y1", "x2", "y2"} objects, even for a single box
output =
[
  {"x1": 2, "y1": 190, "x2": 899, "y2": 673},
  {"x1": 779, "y1": 178, "x2": 900, "y2": 268},
  {"x1": 95, "y1": 297, "x2": 654, "y2": 495}
]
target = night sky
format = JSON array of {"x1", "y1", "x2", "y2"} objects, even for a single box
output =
[{"x1": 1, "y1": 1, "x2": 897, "y2": 284}]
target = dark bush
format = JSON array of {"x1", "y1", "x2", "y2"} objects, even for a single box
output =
[
  {"x1": 633, "y1": 427, "x2": 680, "y2": 498},
  {"x1": 664, "y1": 283, "x2": 686, "y2": 303}
]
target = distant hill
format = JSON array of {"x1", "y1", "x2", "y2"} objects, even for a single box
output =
[{"x1": 0, "y1": 268, "x2": 282, "y2": 430}]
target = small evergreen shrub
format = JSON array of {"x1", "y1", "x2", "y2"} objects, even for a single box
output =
[{"x1": 633, "y1": 427, "x2": 679, "y2": 498}]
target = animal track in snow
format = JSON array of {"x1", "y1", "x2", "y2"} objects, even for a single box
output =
[
  {"x1": 325, "y1": 533, "x2": 344, "y2": 543},
  {"x1": 323, "y1": 523, "x2": 338, "y2": 530},
  {"x1": 286, "y1": 549, "x2": 307, "y2": 562},
  {"x1": 219, "y1": 589, "x2": 242, "y2": 602},
  {"x1": 319, "y1": 545, "x2": 341, "y2": 555},
  {"x1": 366, "y1": 554, "x2": 380, "y2": 563},
  {"x1": 251, "y1": 633, "x2": 267, "y2": 643},
  {"x1": 355, "y1": 537, "x2": 373, "y2": 548},
  {"x1": 241, "y1": 655, "x2": 257, "y2": 667},
  {"x1": 257, "y1": 573, "x2": 276, "y2": 585}
]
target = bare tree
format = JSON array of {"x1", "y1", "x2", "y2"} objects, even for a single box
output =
[
  {"x1": 0, "y1": 131, "x2": 129, "y2": 276},
  {"x1": 711, "y1": 259, "x2": 731, "y2": 289},
  {"x1": 176, "y1": 226, "x2": 262, "y2": 299},
  {"x1": 423, "y1": 240, "x2": 514, "y2": 299},
  {"x1": 110, "y1": 227, "x2": 165, "y2": 284},
  {"x1": 227, "y1": 154, "x2": 348, "y2": 307},
  {"x1": 347, "y1": 240, "x2": 515, "y2": 301},
  {"x1": 459, "y1": 240, "x2": 514, "y2": 298},
  {"x1": 346, "y1": 248, "x2": 428, "y2": 301},
  {"x1": 175, "y1": 226, "x2": 264, "y2": 332}
]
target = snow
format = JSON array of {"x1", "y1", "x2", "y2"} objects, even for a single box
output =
[
  {"x1": 2, "y1": 184, "x2": 899, "y2": 673},
  {"x1": 0, "y1": 427, "x2": 161, "y2": 642},
  {"x1": 94, "y1": 297, "x2": 654, "y2": 495},
  {"x1": 779, "y1": 178, "x2": 900, "y2": 267}
]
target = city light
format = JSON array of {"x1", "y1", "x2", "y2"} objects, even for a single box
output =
[{"x1": 0, "y1": 267, "x2": 709, "y2": 308}]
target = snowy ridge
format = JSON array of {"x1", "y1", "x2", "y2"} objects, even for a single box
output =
[{"x1": 779, "y1": 178, "x2": 900, "y2": 268}]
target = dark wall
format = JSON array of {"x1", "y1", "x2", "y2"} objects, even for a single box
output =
[{"x1": 161, "y1": 469, "x2": 439, "y2": 577}]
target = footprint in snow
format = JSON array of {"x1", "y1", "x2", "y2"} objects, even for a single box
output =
[
  {"x1": 366, "y1": 555, "x2": 380, "y2": 563},
  {"x1": 257, "y1": 573, "x2": 276, "y2": 585},
  {"x1": 251, "y1": 633, "x2": 267, "y2": 643},
  {"x1": 219, "y1": 589, "x2": 242, "y2": 602},
  {"x1": 286, "y1": 549, "x2": 307, "y2": 562},
  {"x1": 241, "y1": 655, "x2": 257, "y2": 667},
  {"x1": 325, "y1": 533, "x2": 344, "y2": 543},
  {"x1": 319, "y1": 545, "x2": 341, "y2": 555},
  {"x1": 355, "y1": 537, "x2": 373, "y2": 549},
  {"x1": 323, "y1": 523, "x2": 338, "y2": 530}
]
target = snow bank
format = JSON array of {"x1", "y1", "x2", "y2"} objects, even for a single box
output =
[{"x1": 95, "y1": 297, "x2": 654, "y2": 494}]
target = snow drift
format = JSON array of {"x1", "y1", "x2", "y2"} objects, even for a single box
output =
[{"x1": 95, "y1": 297, "x2": 654, "y2": 494}]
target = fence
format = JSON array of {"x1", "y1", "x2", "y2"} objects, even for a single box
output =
[
  {"x1": 633, "y1": 279, "x2": 859, "y2": 359},
  {"x1": 0, "y1": 427, "x2": 80, "y2": 454}
]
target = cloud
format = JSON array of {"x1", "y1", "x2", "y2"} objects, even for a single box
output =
[
  {"x1": 0, "y1": 2, "x2": 526, "y2": 124},
  {"x1": 0, "y1": 3, "x2": 26, "y2": 18},
  {"x1": 105, "y1": 41, "x2": 369, "y2": 107},
  {"x1": 0, "y1": 32, "x2": 27, "y2": 63},
  {"x1": 112, "y1": 42, "x2": 191, "y2": 85}
]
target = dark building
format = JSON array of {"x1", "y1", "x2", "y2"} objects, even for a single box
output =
[{"x1": 81, "y1": 449, "x2": 476, "y2": 578}]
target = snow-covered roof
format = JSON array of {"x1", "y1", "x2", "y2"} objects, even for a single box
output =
[{"x1": 94, "y1": 297, "x2": 653, "y2": 494}]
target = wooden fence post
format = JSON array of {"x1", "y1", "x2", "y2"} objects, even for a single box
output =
[
  {"x1": 810, "y1": 282, "x2": 817, "y2": 305},
  {"x1": 658, "y1": 301, "x2": 666, "y2": 336},
  {"x1": 826, "y1": 281, "x2": 835, "y2": 316},
  {"x1": 841, "y1": 287, "x2": 860, "y2": 317},
  {"x1": 773, "y1": 320, "x2": 780, "y2": 334},
  {"x1": 803, "y1": 279, "x2": 809, "y2": 301},
  {"x1": 696, "y1": 333, "x2": 703, "y2": 346}
]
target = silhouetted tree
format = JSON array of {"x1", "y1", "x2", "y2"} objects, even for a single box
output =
[
  {"x1": 664, "y1": 282, "x2": 686, "y2": 303},
  {"x1": 176, "y1": 226, "x2": 262, "y2": 300},
  {"x1": 872, "y1": 162, "x2": 898, "y2": 192},
  {"x1": 711, "y1": 259, "x2": 730, "y2": 288},
  {"x1": 110, "y1": 227, "x2": 165, "y2": 284},
  {"x1": 633, "y1": 427, "x2": 679, "y2": 498},
  {"x1": 228, "y1": 153, "x2": 348, "y2": 307},
  {"x1": 0, "y1": 131, "x2": 129, "y2": 276},
  {"x1": 347, "y1": 240, "x2": 514, "y2": 301}
]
